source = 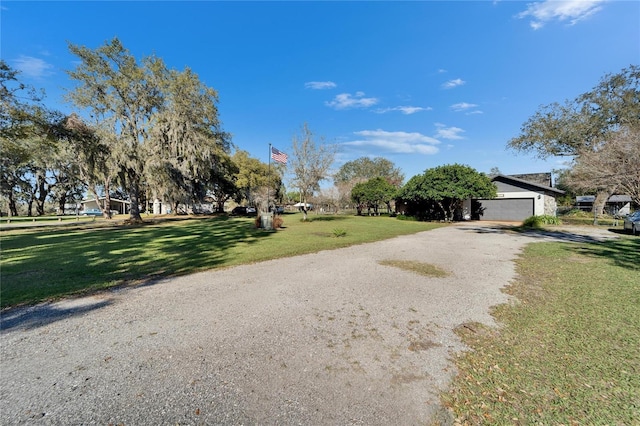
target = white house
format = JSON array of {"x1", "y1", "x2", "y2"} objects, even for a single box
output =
[{"x1": 81, "y1": 197, "x2": 131, "y2": 215}]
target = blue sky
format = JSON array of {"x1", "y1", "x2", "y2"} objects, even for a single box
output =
[{"x1": 2, "y1": 1, "x2": 639, "y2": 185}]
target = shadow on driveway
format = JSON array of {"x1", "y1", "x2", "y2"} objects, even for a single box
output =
[
  {"x1": 1, "y1": 299, "x2": 112, "y2": 332},
  {"x1": 460, "y1": 223, "x2": 621, "y2": 244}
]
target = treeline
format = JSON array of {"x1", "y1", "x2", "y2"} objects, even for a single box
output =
[{"x1": 1, "y1": 39, "x2": 283, "y2": 220}]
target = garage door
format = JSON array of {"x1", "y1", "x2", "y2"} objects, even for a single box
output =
[{"x1": 476, "y1": 198, "x2": 534, "y2": 221}]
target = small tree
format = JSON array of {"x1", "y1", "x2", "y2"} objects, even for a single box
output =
[
  {"x1": 351, "y1": 177, "x2": 397, "y2": 216},
  {"x1": 334, "y1": 157, "x2": 403, "y2": 213},
  {"x1": 232, "y1": 150, "x2": 276, "y2": 208},
  {"x1": 398, "y1": 164, "x2": 496, "y2": 221},
  {"x1": 208, "y1": 152, "x2": 239, "y2": 213},
  {"x1": 289, "y1": 123, "x2": 335, "y2": 221}
]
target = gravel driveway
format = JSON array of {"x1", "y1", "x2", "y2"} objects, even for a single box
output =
[{"x1": 0, "y1": 222, "x2": 618, "y2": 425}]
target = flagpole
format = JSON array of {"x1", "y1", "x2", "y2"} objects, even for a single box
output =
[{"x1": 267, "y1": 143, "x2": 271, "y2": 213}]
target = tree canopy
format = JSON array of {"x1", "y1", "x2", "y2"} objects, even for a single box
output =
[
  {"x1": 334, "y1": 157, "x2": 404, "y2": 187},
  {"x1": 398, "y1": 164, "x2": 496, "y2": 221},
  {"x1": 508, "y1": 65, "x2": 640, "y2": 158}
]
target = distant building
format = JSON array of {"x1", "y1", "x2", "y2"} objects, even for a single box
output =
[
  {"x1": 575, "y1": 195, "x2": 633, "y2": 215},
  {"x1": 81, "y1": 197, "x2": 131, "y2": 215}
]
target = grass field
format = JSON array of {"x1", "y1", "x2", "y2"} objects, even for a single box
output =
[
  {"x1": 3, "y1": 213, "x2": 639, "y2": 423},
  {"x1": 0, "y1": 213, "x2": 442, "y2": 308},
  {"x1": 442, "y1": 234, "x2": 640, "y2": 424}
]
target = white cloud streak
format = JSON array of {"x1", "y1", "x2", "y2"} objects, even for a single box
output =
[
  {"x1": 305, "y1": 81, "x2": 337, "y2": 90},
  {"x1": 450, "y1": 102, "x2": 478, "y2": 111},
  {"x1": 434, "y1": 123, "x2": 465, "y2": 140},
  {"x1": 343, "y1": 129, "x2": 440, "y2": 155},
  {"x1": 326, "y1": 92, "x2": 379, "y2": 110},
  {"x1": 375, "y1": 106, "x2": 432, "y2": 115},
  {"x1": 442, "y1": 78, "x2": 465, "y2": 89},
  {"x1": 517, "y1": 0, "x2": 606, "y2": 30},
  {"x1": 13, "y1": 55, "x2": 54, "y2": 79}
]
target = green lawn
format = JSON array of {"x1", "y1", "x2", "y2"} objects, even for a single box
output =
[
  {"x1": 443, "y1": 233, "x2": 640, "y2": 424},
  {"x1": 0, "y1": 213, "x2": 442, "y2": 308}
]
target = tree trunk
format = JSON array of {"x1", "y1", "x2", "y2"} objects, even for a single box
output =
[
  {"x1": 436, "y1": 200, "x2": 448, "y2": 221},
  {"x1": 27, "y1": 189, "x2": 34, "y2": 216},
  {"x1": 592, "y1": 189, "x2": 613, "y2": 225},
  {"x1": 8, "y1": 192, "x2": 18, "y2": 217},
  {"x1": 103, "y1": 188, "x2": 112, "y2": 219},
  {"x1": 128, "y1": 173, "x2": 143, "y2": 223},
  {"x1": 592, "y1": 191, "x2": 607, "y2": 215},
  {"x1": 216, "y1": 198, "x2": 226, "y2": 213},
  {"x1": 58, "y1": 193, "x2": 67, "y2": 215},
  {"x1": 35, "y1": 173, "x2": 49, "y2": 216}
]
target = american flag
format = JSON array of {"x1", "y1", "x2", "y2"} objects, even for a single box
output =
[{"x1": 271, "y1": 146, "x2": 288, "y2": 164}]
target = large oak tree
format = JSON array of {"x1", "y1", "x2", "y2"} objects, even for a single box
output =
[
  {"x1": 565, "y1": 126, "x2": 640, "y2": 207},
  {"x1": 67, "y1": 38, "x2": 228, "y2": 222},
  {"x1": 508, "y1": 65, "x2": 640, "y2": 215},
  {"x1": 1, "y1": 60, "x2": 78, "y2": 217}
]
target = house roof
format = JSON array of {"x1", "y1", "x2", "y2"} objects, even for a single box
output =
[
  {"x1": 507, "y1": 172, "x2": 552, "y2": 187},
  {"x1": 608, "y1": 195, "x2": 632, "y2": 202},
  {"x1": 492, "y1": 174, "x2": 565, "y2": 195}
]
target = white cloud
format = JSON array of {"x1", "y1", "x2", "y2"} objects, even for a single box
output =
[
  {"x1": 450, "y1": 102, "x2": 478, "y2": 111},
  {"x1": 442, "y1": 78, "x2": 465, "y2": 89},
  {"x1": 326, "y1": 92, "x2": 379, "y2": 110},
  {"x1": 434, "y1": 123, "x2": 465, "y2": 140},
  {"x1": 517, "y1": 0, "x2": 606, "y2": 30},
  {"x1": 13, "y1": 55, "x2": 54, "y2": 79},
  {"x1": 375, "y1": 106, "x2": 432, "y2": 115},
  {"x1": 343, "y1": 129, "x2": 440, "y2": 155},
  {"x1": 305, "y1": 81, "x2": 337, "y2": 90}
]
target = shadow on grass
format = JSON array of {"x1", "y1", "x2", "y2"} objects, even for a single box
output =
[
  {"x1": 300, "y1": 215, "x2": 352, "y2": 222},
  {"x1": 573, "y1": 236, "x2": 640, "y2": 271},
  {"x1": 0, "y1": 216, "x2": 271, "y2": 313}
]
